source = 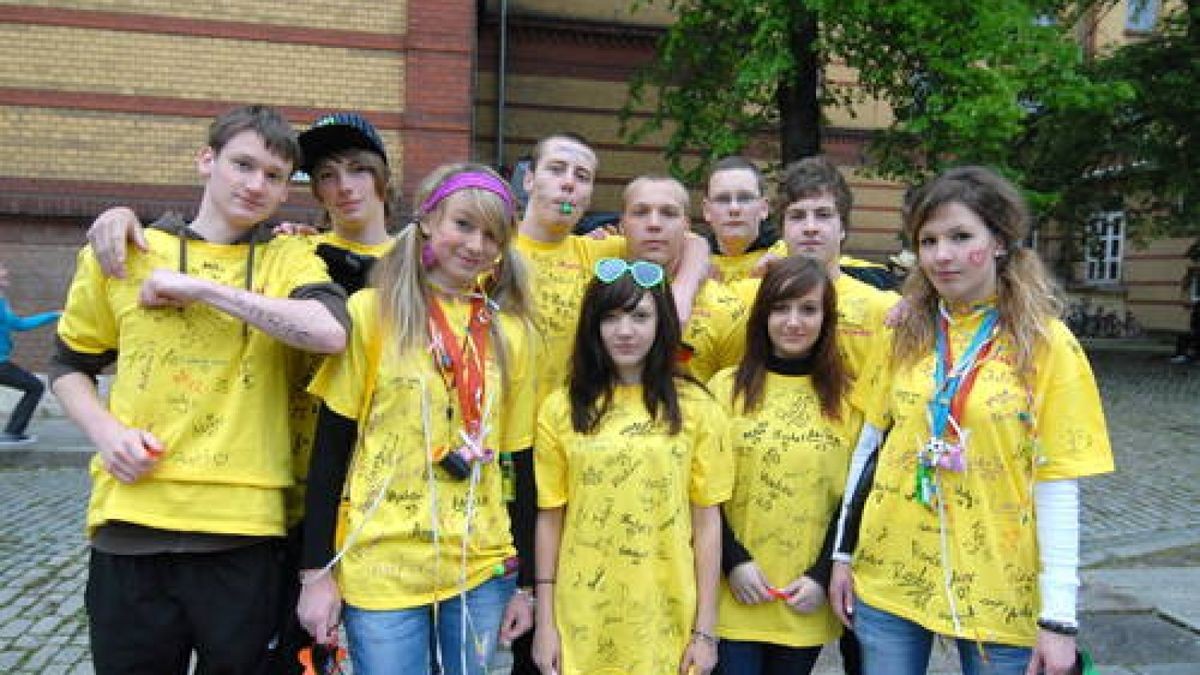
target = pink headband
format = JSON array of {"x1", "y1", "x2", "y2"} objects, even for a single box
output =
[{"x1": 418, "y1": 171, "x2": 515, "y2": 219}]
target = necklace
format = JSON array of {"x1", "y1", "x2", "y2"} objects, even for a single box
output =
[
  {"x1": 913, "y1": 302, "x2": 998, "y2": 507},
  {"x1": 427, "y1": 290, "x2": 494, "y2": 472}
]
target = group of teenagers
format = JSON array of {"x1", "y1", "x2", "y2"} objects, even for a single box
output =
[{"x1": 49, "y1": 103, "x2": 1112, "y2": 675}]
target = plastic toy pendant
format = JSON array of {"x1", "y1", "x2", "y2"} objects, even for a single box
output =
[
  {"x1": 914, "y1": 462, "x2": 936, "y2": 507},
  {"x1": 937, "y1": 442, "x2": 966, "y2": 472}
]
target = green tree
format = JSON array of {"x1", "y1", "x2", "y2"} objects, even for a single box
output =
[
  {"x1": 622, "y1": 0, "x2": 1123, "y2": 193},
  {"x1": 1020, "y1": 0, "x2": 1200, "y2": 240}
]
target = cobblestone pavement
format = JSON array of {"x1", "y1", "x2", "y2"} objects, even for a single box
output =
[{"x1": 0, "y1": 348, "x2": 1196, "y2": 673}]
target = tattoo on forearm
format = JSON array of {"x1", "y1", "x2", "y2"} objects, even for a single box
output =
[{"x1": 228, "y1": 289, "x2": 318, "y2": 347}]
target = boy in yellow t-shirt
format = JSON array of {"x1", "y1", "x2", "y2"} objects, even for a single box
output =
[
  {"x1": 621, "y1": 175, "x2": 748, "y2": 382},
  {"x1": 51, "y1": 105, "x2": 348, "y2": 673},
  {"x1": 701, "y1": 156, "x2": 787, "y2": 283}
]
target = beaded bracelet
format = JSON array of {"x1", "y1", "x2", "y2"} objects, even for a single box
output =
[{"x1": 690, "y1": 628, "x2": 719, "y2": 646}]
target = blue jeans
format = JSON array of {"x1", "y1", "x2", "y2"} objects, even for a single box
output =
[
  {"x1": 855, "y1": 599, "x2": 1031, "y2": 675},
  {"x1": 715, "y1": 638, "x2": 822, "y2": 675},
  {"x1": 343, "y1": 575, "x2": 515, "y2": 675}
]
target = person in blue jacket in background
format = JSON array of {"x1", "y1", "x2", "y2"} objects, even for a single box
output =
[{"x1": 0, "y1": 262, "x2": 61, "y2": 445}]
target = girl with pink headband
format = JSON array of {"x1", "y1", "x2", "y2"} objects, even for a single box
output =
[{"x1": 297, "y1": 163, "x2": 539, "y2": 674}]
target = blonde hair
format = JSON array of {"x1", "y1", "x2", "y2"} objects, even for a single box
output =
[
  {"x1": 371, "y1": 163, "x2": 534, "y2": 378},
  {"x1": 893, "y1": 166, "x2": 1063, "y2": 376},
  {"x1": 622, "y1": 175, "x2": 690, "y2": 211}
]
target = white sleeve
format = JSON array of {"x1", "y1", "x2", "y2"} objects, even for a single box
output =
[
  {"x1": 831, "y1": 422, "x2": 882, "y2": 563},
  {"x1": 1035, "y1": 478, "x2": 1080, "y2": 624}
]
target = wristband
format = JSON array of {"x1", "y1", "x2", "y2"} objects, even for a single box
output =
[
  {"x1": 534, "y1": 578, "x2": 556, "y2": 585},
  {"x1": 1036, "y1": 618, "x2": 1079, "y2": 636},
  {"x1": 690, "y1": 628, "x2": 719, "y2": 646}
]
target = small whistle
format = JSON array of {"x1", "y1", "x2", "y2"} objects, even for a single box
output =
[{"x1": 560, "y1": 202, "x2": 574, "y2": 215}]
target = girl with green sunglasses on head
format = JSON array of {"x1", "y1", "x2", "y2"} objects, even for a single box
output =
[{"x1": 531, "y1": 259, "x2": 733, "y2": 675}]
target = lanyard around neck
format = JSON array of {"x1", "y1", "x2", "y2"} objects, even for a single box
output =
[
  {"x1": 929, "y1": 306, "x2": 998, "y2": 441},
  {"x1": 427, "y1": 294, "x2": 491, "y2": 440}
]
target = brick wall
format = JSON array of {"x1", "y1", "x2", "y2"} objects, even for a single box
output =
[{"x1": 0, "y1": 0, "x2": 486, "y2": 364}]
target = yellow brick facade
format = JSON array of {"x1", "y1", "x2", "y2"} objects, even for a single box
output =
[
  {"x1": 0, "y1": 0, "x2": 406, "y2": 33},
  {"x1": 0, "y1": 107, "x2": 403, "y2": 185},
  {"x1": 0, "y1": 25, "x2": 404, "y2": 111}
]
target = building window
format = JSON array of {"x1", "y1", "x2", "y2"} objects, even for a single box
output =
[
  {"x1": 1084, "y1": 211, "x2": 1124, "y2": 284},
  {"x1": 1126, "y1": 0, "x2": 1160, "y2": 32},
  {"x1": 1190, "y1": 268, "x2": 1200, "y2": 302}
]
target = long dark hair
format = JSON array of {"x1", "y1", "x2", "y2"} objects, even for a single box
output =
[
  {"x1": 733, "y1": 255, "x2": 847, "y2": 419},
  {"x1": 568, "y1": 271, "x2": 688, "y2": 434}
]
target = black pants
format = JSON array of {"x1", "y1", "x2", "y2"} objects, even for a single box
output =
[
  {"x1": 509, "y1": 627, "x2": 538, "y2": 674},
  {"x1": 715, "y1": 639, "x2": 822, "y2": 675},
  {"x1": 86, "y1": 542, "x2": 282, "y2": 675},
  {"x1": 265, "y1": 524, "x2": 313, "y2": 675},
  {"x1": 839, "y1": 629, "x2": 863, "y2": 675},
  {"x1": 0, "y1": 360, "x2": 43, "y2": 435}
]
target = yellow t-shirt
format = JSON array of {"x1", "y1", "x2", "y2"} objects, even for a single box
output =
[
  {"x1": 536, "y1": 383, "x2": 733, "y2": 675},
  {"x1": 710, "y1": 240, "x2": 787, "y2": 284},
  {"x1": 709, "y1": 368, "x2": 854, "y2": 647},
  {"x1": 58, "y1": 229, "x2": 334, "y2": 537},
  {"x1": 514, "y1": 233, "x2": 625, "y2": 407},
  {"x1": 309, "y1": 289, "x2": 535, "y2": 610},
  {"x1": 853, "y1": 310, "x2": 1114, "y2": 646},
  {"x1": 682, "y1": 280, "x2": 748, "y2": 382},
  {"x1": 285, "y1": 232, "x2": 396, "y2": 525}
]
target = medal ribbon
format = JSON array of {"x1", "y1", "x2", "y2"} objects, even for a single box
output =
[
  {"x1": 914, "y1": 306, "x2": 998, "y2": 506},
  {"x1": 428, "y1": 294, "x2": 491, "y2": 459},
  {"x1": 930, "y1": 308, "x2": 998, "y2": 442}
]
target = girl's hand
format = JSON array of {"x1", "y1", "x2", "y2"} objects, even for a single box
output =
[
  {"x1": 297, "y1": 570, "x2": 342, "y2": 645},
  {"x1": 780, "y1": 574, "x2": 826, "y2": 614},
  {"x1": 1026, "y1": 630, "x2": 1077, "y2": 675},
  {"x1": 532, "y1": 623, "x2": 562, "y2": 675},
  {"x1": 728, "y1": 561, "x2": 772, "y2": 605},
  {"x1": 829, "y1": 561, "x2": 856, "y2": 628},
  {"x1": 498, "y1": 589, "x2": 535, "y2": 644},
  {"x1": 679, "y1": 633, "x2": 718, "y2": 674}
]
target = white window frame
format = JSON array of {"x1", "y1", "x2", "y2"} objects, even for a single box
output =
[
  {"x1": 1126, "y1": 0, "x2": 1160, "y2": 32},
  {"x1": 1084, "y1": 211, "x2": 1125, "y2": 284}
]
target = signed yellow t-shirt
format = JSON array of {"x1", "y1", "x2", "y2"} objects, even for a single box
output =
[
  {"x1": 853, "y1": 308, "x2": 1114, "y2": 646},
  {"x1": 286, "y1": 232, "x2": 395, "y2": 525},
  {"x1": 59, "y1": 230, "x2": 332, "y2": 537},
  {"x1": 310, "y1": 290, "x2": 534, "y2": 609},
  {"x1": 709, "y1": 368, "x2": 855, "y2": 647},
  {"x1": 682, "y1": 280, "x2": 748, "y2": 382},
  {"x1": 514, "y1": 233, "x2": 624, "y2": 406},
  {"x1": 710, "y1": 240, "x2": 787, "y2": 284},
  {"x1": 536, "y1": 383, "x2": 733, "y2": 674}
]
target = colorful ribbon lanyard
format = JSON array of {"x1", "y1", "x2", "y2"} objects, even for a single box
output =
[
  {"x1": 914, "y1": 306, "x2": 998, "y2": 507},
  {"x1": 427, "y1": 294, "x2": 491, "y2": 460}
]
